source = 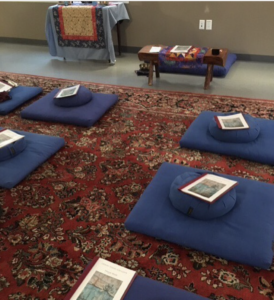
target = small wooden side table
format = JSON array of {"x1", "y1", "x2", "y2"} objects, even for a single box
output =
[
  {"x1": 138, "y1": 45, "x2": 166, "y2": 86},
  {"x1": 203, "y1": 48, "x2": 228, "y2": 89}
]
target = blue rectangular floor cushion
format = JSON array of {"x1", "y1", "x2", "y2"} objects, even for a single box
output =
[
  {"x1": 0, "y1": 86, "x2": 42, "y2": 115},
  {"x1": 159, "y1": 53, "x2": 237, "y2": 77},
  {"x1": 125, "y1": 275, "x2": 209, "y2": 300},
  {"x1": 21, "y1": 88, "x2": 119, "y2": 127},
  {"x1": 0, "y1": 128, "x2": 65, "y2": 189},
  {"x1": 74, "y1": 261, "x2": 208, "y2": 300},
  {"x1": 180, "y1": 111, "x2": 274, "y2": 165},
  {"x1": 125, "y1": 163, "x2": 274, "y2": 269}
]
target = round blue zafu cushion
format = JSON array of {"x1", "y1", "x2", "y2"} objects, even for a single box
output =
[
  {"x1": 208, "y1": 113, "x2": 260, "y2": 143},
  {"x1": 53, "y1": 86, "x2": 93, "y2": 107},
  {"x1": 169, "y1": 172, "x2": 237, "y2": 220},
  {"x1": 0, "y1": 136, "x2": 27, "y2": 162}
]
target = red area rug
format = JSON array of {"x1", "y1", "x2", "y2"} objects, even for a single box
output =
[{"x1": 0, "y1": 72, "x2": 274, "y2": 300}]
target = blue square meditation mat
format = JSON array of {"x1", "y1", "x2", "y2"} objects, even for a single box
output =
[
  {"x1": 20, "y1": 88, "x2": 119, "y2": 127},
  {"x1": 125, "y1": 163, "x2": 274, "y2": 269},
  {"x1": 0, "y1": 128, "x2": 65, "y2": 189},
  {"x1": 125, "y1": 275, "x2": 208, "y2": 300},
  {"x1": 180, "y1": 111, "x2": 274, "y2": 165},
  {"x1": 69, "y1": 261, "x2": 208, "y2": 300},
  {"x1": 159, "y1": 53, "x2": 237, "y2": 77},
  {"x1": 0, "y1": 86, "x2": 42, "y2": 115}
]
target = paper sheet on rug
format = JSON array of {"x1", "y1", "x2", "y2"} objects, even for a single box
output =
[{"x1": 67, "y1": 257, "x2": 136, "y2": 300}]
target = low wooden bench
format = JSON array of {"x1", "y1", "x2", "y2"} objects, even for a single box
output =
[{"x1": 138, "y1": 45, "x2": 228, "y2": 90}]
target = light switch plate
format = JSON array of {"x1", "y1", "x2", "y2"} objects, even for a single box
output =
[
  {"x1": 199, "y1": 20, "x2": 205, "y2": 30},
  {"x1": 206, "y1": 20, "x2": 212, "y2": 30}
]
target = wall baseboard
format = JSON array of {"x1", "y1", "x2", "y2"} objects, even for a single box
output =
[
  {"x1": 1, "y1": 38, "x2": 273, "y2": 63},
  {"x1": 235, "y1": 53, "x2": 274, "y2": 63},
  {"x1": 0, "y1": 37, "x2": 48, "y2": 46}
]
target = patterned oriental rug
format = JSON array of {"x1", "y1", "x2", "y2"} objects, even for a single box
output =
[{"x1": 0, "y1": 72, "x2": 274, "y2": 300}]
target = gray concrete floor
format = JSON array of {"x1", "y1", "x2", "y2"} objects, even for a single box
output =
[{"x1": 0, "y1": 42, "x2": 274, "y2": 100}]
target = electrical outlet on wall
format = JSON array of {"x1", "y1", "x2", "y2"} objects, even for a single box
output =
[
  {"x1": 206, "y1": 20, "x2": 212, "y2": 30},
  {"x1": 199, "y1": 20, "x2": 205, "y2": 30}
]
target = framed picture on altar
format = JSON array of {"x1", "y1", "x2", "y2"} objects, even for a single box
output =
[{"x1": 170, "y1": 45, "x2": 192, "y2": 53}]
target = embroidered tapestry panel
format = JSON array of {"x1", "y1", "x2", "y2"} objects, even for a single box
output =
[
  {"x1": 53, "y1": 5, "x2": 106, "y2": 48},
  {"x1": 159, "y1": 46, "x2": 208, "y2": 69}
]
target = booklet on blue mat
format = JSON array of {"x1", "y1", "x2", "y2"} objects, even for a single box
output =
[
  {"x1": 0, "y1": 81, "x2": 12, "y2": 93},
  {"x1": 179, "y1": 173, "x2": 238, "y2": 203},
  {"x1": 55, "y1": 84, "x2": 80, "y2": 99},
  {"x1": 214, "y1": 113, "x2": 249, "y2": 130},
  {"x1": 0, "y1": 129, "x2": 24, "y2": 149}
]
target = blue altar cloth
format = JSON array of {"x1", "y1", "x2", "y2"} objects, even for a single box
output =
[{"x1": 46, "y1": 3, "x2": 129, "y2": 64}]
